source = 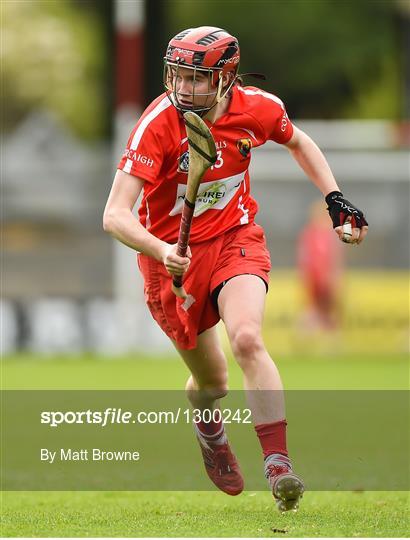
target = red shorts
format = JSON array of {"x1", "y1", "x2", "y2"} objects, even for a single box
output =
[{"x1": 138, "y1": 222, "x2": 271, "y2": 350}]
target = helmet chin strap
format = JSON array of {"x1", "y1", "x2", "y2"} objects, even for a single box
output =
[
  {"x1": 197, "y1": 74, "x2": 235, "y2": 118},
  {"x1": 216, "y1": 72, "x2": 234, "y2": 103}
]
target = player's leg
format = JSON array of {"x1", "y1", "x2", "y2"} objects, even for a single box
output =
[
  {"x1": 217, "y1": 274, "x2": 304, "y2": 510},
  {"x1": 174, "y1": 325, "x2": 244, "y2": 495},
  {"x1": 174, "y1": 325, "x2": 227, "y2": 444},
  {"x1": 174, "y1": 325, "x2": 228, "y2": 410},
  {"x1": 218, "y1": 274, "x2": 284, "y2": 422}
]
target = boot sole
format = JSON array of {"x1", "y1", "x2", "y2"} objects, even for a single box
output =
[{"x1": 273, "y1": 474, "x2": 305, "y2": 513}]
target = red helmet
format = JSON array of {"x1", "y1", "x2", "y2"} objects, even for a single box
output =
[{"x1": 164, "y1": 27, "x2": 240, "y2": 114}]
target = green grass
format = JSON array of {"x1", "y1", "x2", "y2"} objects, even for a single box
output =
[
  {"x1": 1, "y1": 353, "x2": 408, "y2": 537},
  {"x1": 1, "y1": 491, "x2": 408, "y2": 537},
  {"x1": 2, "y1": 352, "x2": 408, "y2": 390}
]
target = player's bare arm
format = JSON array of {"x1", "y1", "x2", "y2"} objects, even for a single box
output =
[
  {"x1": 285, "y1": 126, "x2": 368, "y2": 244},
  {"x1": 285, "y1": 126, "x2": 340, "y2": 195},
  {"x1": 103, "y1": 169, "x2": 190, "y2": 275}
]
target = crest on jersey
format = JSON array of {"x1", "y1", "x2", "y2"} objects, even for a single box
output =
[
  {"x1": 178, "y1": 150, "x2": 190, "y2": 173},
  {"x1": 236, "y1": 138, "x2": 252, "y2": 158}
]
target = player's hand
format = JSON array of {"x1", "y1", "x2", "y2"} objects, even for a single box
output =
[
  {"x1": 325, "y1": 191, "x2": 369, "y2": 245},
  {"x1": 161, "y1": 243, "x2": 192, "y2": 276}
]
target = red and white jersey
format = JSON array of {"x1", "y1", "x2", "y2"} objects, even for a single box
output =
[{"x1": 117, "y1": 85, "x2": 294, "y2": 244}]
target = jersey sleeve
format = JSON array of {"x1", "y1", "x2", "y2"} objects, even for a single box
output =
[
  {"x1": 246, "y1": 88, "x2": 294, "y2": 145},
  {"x1": 268, "y1": 105, "x2": 293, "y2": 144},
  {"x1": 117, "y1": 117, "x2": 164, "y2": 184}
]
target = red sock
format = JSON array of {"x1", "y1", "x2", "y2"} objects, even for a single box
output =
[
  {"x1": 196, "y1": 416, "x2": 223, "y2": 439},
  {"x1": 255, "y1": 420, "x2": 288, "y2": 457}
]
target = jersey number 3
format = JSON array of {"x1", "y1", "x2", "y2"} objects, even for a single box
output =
[{"x1": 211, "y1": 150, "x2": 223, "y2": 170}]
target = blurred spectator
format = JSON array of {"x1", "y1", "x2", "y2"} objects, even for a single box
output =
[{"x1": 297, "y1": 201, "x2": 344, "y2": 333}]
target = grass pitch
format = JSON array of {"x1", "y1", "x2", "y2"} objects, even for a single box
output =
[
  {"x1": 3, "y1": 352, "x2": 408, "y2": 390},
  {"x1": 1, "y1": 353, "x2": 408, "y2": 537},
  {"x1": 2, "y1": 490, "x2": 408, "y2": 537}
]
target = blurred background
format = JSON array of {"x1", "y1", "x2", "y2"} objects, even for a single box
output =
[{"x1": 2, "y1": 0, "x2": 409, "y2": 361}]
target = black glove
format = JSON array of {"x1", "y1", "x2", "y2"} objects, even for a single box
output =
[{"x1": 325, "y1": 191, "x2": 368, "y2": 229}]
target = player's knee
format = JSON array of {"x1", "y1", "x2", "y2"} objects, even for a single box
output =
[{"x1": 231, "y1": 325, "x2": 264, "y2": 363}]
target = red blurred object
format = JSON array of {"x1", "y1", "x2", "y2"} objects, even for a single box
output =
[
  {"x1": 115, "y1": 31, "x2": 144, "y2": 107},
  {"x1": 297, "y1": 201, "x2": 344, "y2": 331}
]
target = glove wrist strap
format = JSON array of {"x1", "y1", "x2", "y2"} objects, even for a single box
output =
[{"x1": 325, "y1": 191, "x2": 343, "y2": 205}]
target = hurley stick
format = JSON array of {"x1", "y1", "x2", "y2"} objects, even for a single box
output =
[{"x1": 172, "y1": 111, "x2": 217, "y2": 298}]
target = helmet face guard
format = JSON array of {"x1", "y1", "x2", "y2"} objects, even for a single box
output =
[
  {"x1": 163, "y1": 27, "x2": 240, "y2": 115},
  {"x1": 163, "y1": 61, "x2": 232, "y2": 114}
]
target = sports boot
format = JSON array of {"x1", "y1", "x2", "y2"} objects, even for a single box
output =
[
  {"x1": 195, "y1": 424, "x2": 244, "y2": 496},
  {"x1": 265, "y1": 453, "x2": 304, "y2": 512}
]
